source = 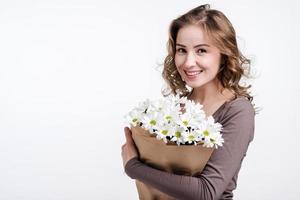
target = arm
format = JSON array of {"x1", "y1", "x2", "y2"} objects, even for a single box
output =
[{"x1": 125, "y1": 99, "x2": 255, "y2": 200}]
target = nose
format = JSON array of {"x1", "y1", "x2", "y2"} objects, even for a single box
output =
[{"x1": 183, "y1": 52, "x2": 197, "y2": 68}]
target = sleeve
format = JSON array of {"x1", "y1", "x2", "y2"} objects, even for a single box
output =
[{"x1": 125, "y1": 100, "x2": 255, "y2": 200}]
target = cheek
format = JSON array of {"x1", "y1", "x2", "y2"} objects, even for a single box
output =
[
  {"x1": 206, "y1": 55, "x2": 221, "y2": 72},
  {"x1": 174, "y1": 56, "x2": 182, "y2": 70},
  {"x1": 174, "y1": 56, "x2": 185, "y2": 79}
]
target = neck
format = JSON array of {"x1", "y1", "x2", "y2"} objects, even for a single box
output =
[{"x1": 189, "y1": 79, "x2": 226, "y2": 107}]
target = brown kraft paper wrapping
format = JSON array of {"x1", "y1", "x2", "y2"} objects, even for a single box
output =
[{"x1": 131, "y1": 126, "x2": 214, "y2": 200}]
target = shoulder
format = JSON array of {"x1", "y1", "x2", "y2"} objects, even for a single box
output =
[
  {"x1": 220, "y1": 96, "x2": 255, "y2": 140},
  {"x1": 220, "y1": 96, "x2": 255, "y2": 127},
  {"x1": 226, "y1": 96, "x2": 255, "y2": 115}
]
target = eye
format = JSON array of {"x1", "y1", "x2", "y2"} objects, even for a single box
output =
[
  {"x1": 176, "y1": 48, "x2": 186, "y2": 53},
  {"x1": 197, "y1": 49, "x2": 207, "y2": 54}
]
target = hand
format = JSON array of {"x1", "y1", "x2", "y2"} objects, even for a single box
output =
[{"x1": 121, "y1": 127, "x2": 139, "y2": 168}]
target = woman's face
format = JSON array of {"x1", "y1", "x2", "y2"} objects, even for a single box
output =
[{"x1": 174, "y1": 25, "x2": 222, "y2": 89}]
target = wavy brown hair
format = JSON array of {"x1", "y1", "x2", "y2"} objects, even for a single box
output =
[{"x1": 162, "y1": 4, "x2": 255, "y2": 106}]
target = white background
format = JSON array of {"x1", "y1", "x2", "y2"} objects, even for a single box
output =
[{"x1": 0, "y1": 0, "x2": 299, "y2": 199}]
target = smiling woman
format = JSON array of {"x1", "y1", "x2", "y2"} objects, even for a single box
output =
[
  {"x1": 121, "y1": 4, "x2": 256, "y2": 200},
  {"x1": 174, "y1": 25, "x2": 222, "y2": 90},
  {"x1": 162, "y1": 4, "x2": 253, "y2": 105}
]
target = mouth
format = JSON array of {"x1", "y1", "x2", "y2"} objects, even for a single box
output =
[{"x1": 184, "y1": 70, "x2": 204, "y2": 79}]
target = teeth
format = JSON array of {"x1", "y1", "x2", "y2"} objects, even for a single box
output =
[{"x1": 186, "y1": 70, "x2": 203, "y2": 76}]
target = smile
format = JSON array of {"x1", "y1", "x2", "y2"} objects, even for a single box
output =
[{"x1": 184, "y1": 70, "x2": 204, "y2": 78}]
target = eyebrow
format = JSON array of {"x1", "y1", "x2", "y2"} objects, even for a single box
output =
[{"x1": 176, "y1": 43, "x2": 210, "y2": 48}]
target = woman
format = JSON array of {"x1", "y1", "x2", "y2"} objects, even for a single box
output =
[{"x1": 121, "y1": 4, "x2": 256, "y2": 200}]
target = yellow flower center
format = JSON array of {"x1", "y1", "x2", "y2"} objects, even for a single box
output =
[
  {"x1": 203, "y1": 130, "x2": 209, "y2": 136},
  {"x1": 150, "y1": 120, "x2": 156, "y2": 126},
  {"x1": 175, "y1": 131, "x2": 181, "y2": 138},
  {"x1": 183, "y1": 120, "x2": 188, "y2": 126},
  {"x1": 188, "y1": 135, "x2": 195, "y2": 141},
  {"x1": 162, "y1": 130, "x2": 168, "y2": 135},
  {"x1": 165, "y1": 116, "x2": 172, "y2": 120}
]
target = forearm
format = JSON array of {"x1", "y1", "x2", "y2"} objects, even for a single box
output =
[{"x1": 125, "y1": 157, "x2": 214, "y2": 200}]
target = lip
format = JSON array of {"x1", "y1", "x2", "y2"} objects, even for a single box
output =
[
  {"x1": 184, "y1": 70, "x2": 203, "y2": 80},
  {"x1": 185, "y1": 70, "x2": 203, "y2": 72}
]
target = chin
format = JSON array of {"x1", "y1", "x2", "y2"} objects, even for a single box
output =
[{"x1": 185, "y1": 83, "x2": 203, "y2": 89}]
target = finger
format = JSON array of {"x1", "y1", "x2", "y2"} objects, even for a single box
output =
[
  {"x1": 124, "y1": 127, "x2": 133, "y2": 143},
  {"x1": 124, "y1": 126, "x2": 131, "y2": 133}
]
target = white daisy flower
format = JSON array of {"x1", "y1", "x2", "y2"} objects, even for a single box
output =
[
  {"x1": 198, "y1": 116, "x2": 224, "y2": 148},
  {"x1": 140, "y1": 112, "x2": 162, "y2": 134},
  {"x1": 161, "y1": 108, "x2": 180, "y2": 125},
  {"x1": 170, "y1": 126, "x2": 185, "y2": 145},
  {"x1": 183, "y1": 131, "x2": 200, "y2": 145},
  {"x1": 209, "y1": 132, "x2": 224, "y2": 149},
  {"x1": 124, "y1": 109, "x2": 142, "y2": 127},
  {"x1": 177, "y1": 112, "x2": 201, "y2": 129},
  {"x1": 135, "y1": 98, "x2": 153, "y2": 114},
  {"x1": 184, "y1": 100, "x2": 206, "y2": 120},
  {"x1": 124, "y1": 95, "x2": 224, "y2": 148},
  {"x1": 156, "y1": 124, "x2": 173, "y2": 143}
]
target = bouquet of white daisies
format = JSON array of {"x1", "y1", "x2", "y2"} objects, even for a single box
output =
[
  {"x1": 124, "y1": 94, "x2": 225, "y2": 199},
  {"x1": 125, "y1": 94, "x2": 224, "y2": 148}
]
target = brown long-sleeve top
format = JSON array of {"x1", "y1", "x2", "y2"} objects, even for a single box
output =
[{"x1": 125, "y1": 96, "x2": 255, "y2": 200}]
